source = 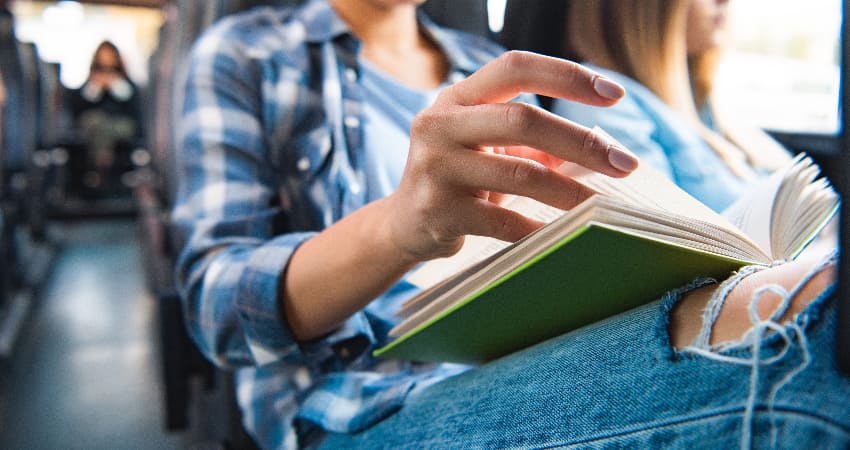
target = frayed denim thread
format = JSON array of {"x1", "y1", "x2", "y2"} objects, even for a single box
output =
[
  {"x1": 682, "y1": 251, "x2": 838, "y2": 450},
  {"x1": 692, "y1": 263, "x2": 781, "y2": 349},
  {"x1": 655, "y1": 276, "x2": 719, "y2": 361}
]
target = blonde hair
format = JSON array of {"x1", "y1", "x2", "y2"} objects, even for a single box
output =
[{"x1": 565, "y1": 0, "x2": 788, "y2": 177}]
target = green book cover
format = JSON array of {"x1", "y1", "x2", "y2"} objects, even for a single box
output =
[
  {"x1": 374, "y1": 224, "x2": 747, "y2": 365},
  {"x1": 373, "y1": 153, "x2": 837, "y2": 365}
]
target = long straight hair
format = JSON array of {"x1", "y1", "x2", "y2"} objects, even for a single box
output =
[
  {"x1": 89, "y1": 40, "x2": 130, "y2": 80},
  {"x1": 564, "y1": 0, "x2": 788, "y2": 176}
]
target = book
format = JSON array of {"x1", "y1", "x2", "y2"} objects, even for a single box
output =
[{"x1": 373, "y1": 152, "x2": 839, "y2": 365}]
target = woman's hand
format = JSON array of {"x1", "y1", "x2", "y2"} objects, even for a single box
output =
[
  {"x1": 384, "y1": 51, "x2": 638, "y2": 261},
  {"x1": 283, "y1": 51, "x2": 638, "y2": 341},
  {"x1": 89, "y1": 71, "x2": 119, "y2": 90}
]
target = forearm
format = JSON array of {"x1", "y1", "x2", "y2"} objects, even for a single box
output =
[
  {"x1": 281, "y1": 197, "x2": 422, "y2": 341},
  {"x1": 278, "y1": 53, "x2": 639, "y2": 341}
]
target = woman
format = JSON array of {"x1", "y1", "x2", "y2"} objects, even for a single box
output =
[
  {"x1": 68, "y1": 40, "x2": 141, "y2": 192},
  {"x1": 172, "y1": 0, "x2": 847, "y2": 448},
  {"x1": 174, "y1": 0, "x2": 639, "y2": 447},
  {"x1": 549, "y1": 0, "x2": 792, "y2": 212}
]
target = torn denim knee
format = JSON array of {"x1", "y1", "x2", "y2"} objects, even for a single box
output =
[{"x1": 679, "y1": 251, "x2": 838, "y2": 450}]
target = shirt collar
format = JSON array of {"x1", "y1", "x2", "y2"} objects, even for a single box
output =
[
  {"x1": 294, "y1": 0, "x2": 481, "y2": 75},
  {"x1": 417, "y1": 12, "x2": 481, "y2": 75},
  {"x1": 297, "y1": 0, "x2": 352, "y2": 43}
]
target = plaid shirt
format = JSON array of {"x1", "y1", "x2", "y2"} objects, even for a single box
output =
[{"x1": 172, "y1": 1, "x2": 505, "y2": 448}]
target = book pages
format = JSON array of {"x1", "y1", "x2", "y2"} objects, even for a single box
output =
[{"x1": 407, "y1": 156, "x2": 754, "y2": 291}]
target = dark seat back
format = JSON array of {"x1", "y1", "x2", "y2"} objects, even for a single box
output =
[
  {"x1": 498, "y1": 0, "x2": 569, "y2": 110},
  {"x1": 37, "y1": 61, "x2": 70, "y2": 150},
  {"x1": 0, "y1": 10, "x2": 39, "y2": 178},
  {"x1": 140, "y1": 1, "x2": 303, "y2": 442},
  {"x1": 498, "y1": 0, "x2": 568, "y2": 57},
  {"x1": 422, "y1": 0, "x2": 492, "y2": 39}
]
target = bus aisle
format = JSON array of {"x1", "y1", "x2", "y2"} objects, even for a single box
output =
[{"x1": 0, "y1": 218, "x2": 192, "y2": 449}]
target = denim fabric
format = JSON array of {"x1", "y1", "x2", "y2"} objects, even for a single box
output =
[{"x1": 319, "y1": 285, "x2": 850, "y2": 449}]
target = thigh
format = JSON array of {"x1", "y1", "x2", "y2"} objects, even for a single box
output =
[{"x1": 319, "y1": 294, "x2": 850, "y2": 449}]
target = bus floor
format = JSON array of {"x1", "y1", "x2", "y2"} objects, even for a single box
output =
[{"x1": 0, "y1": 218, "x2": 208, "y2": 449}]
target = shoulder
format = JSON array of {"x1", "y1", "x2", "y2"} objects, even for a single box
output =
[
  {"x1": 553, "y1": 64, "x2": 672, "y2": 125},
  {"x1": 585, "y1": 66, "x2": 652, "y2": 99},
  {"x1": 550, "y1": 65, "x2": 668, "y2": 158},
  {"x1": 190, "y1": 5, "x2": 309, "y2": 69}
]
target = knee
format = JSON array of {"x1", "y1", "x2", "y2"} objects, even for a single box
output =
[{"x1": 668, "y1": 257, "x2": 836, "y2": 349}]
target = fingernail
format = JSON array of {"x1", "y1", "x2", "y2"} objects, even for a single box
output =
[
  {"x1": 593, "y1": 76, "x2": 625, "y2": 100},
  {"x1": 607, "y1": 144, "x2": 639, "y2": 172}
]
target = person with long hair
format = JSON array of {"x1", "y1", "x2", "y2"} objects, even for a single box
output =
[
  {"x1": 550, "y1": 0, "x2": 791, "y2": 212},
  {"x1": 68, "y1": 40, "x2": 141, "y2": 193}
]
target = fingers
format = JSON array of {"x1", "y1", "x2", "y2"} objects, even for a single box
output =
[
  {"x1": 420, "y1": 102, "x2": 638, "y2": 177},
  {"x1": 466, "y1": 199, "x2": 546, "y2": 243},
  {"x1": 440, "y1": 150, "x2": 598, "y2": 211},
  {"x1": 437, "y1": 51, "x2": 625, "y2": 107},
  {"x1": 393, "y1": 51, "x2": 638, "y2": 260},
  {"x1": 429, "y1": 51, "x2": 637, "y2": 176}
]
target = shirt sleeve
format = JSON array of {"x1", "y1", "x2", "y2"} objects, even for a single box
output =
[
  {"x1": 81, "y1": 81, "x2": 104, "y2": 102},
  {"x1": 171, "y1": 23, "x2": 377, "y2": 371}
]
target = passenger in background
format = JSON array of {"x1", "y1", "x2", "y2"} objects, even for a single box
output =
[
  {"x1": 551, "y1": 0, "x2": 791, "y2": 212},
  {"x1": 68, "y1": 40, "x2": 141, "y2": 195}
]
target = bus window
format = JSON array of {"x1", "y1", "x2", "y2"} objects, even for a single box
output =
[
  {"x1": 11, "y1": 1, "x2": 163, "y2": 89},
  {"x1": 713, "y1": 0, "x2": 840, "y2": 136}
]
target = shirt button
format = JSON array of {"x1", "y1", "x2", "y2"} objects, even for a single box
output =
[
  {"x1": 449, "y1": 72, "x2": 465, "y2": 84},
  {"x1": 294, "y1": 368, "x2": 311, "y2": 389},
  {"x1": 344, "y1": 116, "x2": 360, "y2": 128},
  {"x1": 297, "y1": 157, "x2": 311, "y2": 171},
  {"x1": 350, "y1": 181, "x2": 362, "y2": 195},
  {"x1": 345, "y1": 67, "x2": 358, "y2": 82}
]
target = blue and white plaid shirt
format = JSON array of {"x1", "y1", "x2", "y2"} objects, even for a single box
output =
[{"x1": 172, "y1": 1, "x2": 506, "y2": 448}]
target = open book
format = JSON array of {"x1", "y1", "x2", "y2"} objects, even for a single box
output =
[{"x1": 373, "y1": 153, "x2": 839, "y2": 364}]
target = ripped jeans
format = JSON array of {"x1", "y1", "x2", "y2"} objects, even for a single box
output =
[{"x1": 320, "y1": 257, "x2": 850, "y2": 449}]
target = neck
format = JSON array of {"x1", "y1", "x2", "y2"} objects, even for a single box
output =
[
  {"x1": 330, "y1": 0, "x2": 447, "y2": 90},
  {"x1": 330, "y1": 0, "x2": 420, "y2": 52}
]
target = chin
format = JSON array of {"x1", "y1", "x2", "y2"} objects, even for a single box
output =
[{"x1": 369, "y1": 0, "x2": 427, "y2": 6}]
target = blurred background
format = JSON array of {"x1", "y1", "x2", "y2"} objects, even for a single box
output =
[{"x1": 0, "y1": 0, "x2": 841, "y2": 449}]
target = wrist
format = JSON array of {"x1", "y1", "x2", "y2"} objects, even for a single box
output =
[
  {"x1": 370, "y1": 196, "x2": 432, "y2": 268},
  {"x1": 378, "y1": 193, "x2": 463, "y2": 265}
]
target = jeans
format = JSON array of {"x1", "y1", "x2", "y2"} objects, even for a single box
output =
[{"x1": 318, "y1": 285, "x2": 850, "y2": 449}]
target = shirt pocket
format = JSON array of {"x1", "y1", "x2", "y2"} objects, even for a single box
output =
[
  {"x1": 277, "y1": 123, "x2": 344, "y2": 227},
  {"x1": 284, "y1": 123, "x2": 333, "y2": 183}
]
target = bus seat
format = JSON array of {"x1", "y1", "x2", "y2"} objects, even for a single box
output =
[
  {"x1": 0, "y1": 13, "x2": 38, "y2": 176},
  {"x1": 140, "y1": 2, "x2": 302, "y2": 447},
  {"x1": 498, "y1": 0, "x2": 569, "y2": 110},
  {"x1": 422, "y1": 0, "x2": 492, "y2": 40}
]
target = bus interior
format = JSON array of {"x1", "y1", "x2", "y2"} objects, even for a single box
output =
[{"x1": 0, "y1": 0, "x2": 845, "y2": 448}]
